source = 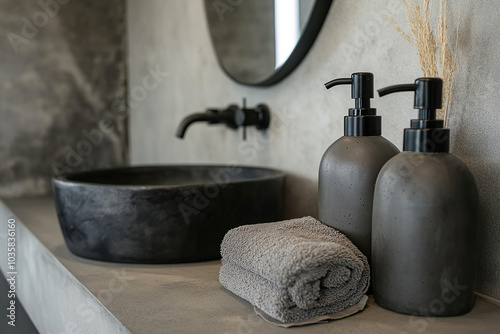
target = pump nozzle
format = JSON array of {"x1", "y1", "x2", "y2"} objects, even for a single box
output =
[
  {"x1": 324, "y1": 78, "x2": 352, "y2": 89},
  {"x1": 377, "y1": 84, "x2": 417, "y2": 97}
]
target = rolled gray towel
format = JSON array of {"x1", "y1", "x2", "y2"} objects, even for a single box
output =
[{"x1": 219, "y1": 216, "x2": 370, "y2": 323}]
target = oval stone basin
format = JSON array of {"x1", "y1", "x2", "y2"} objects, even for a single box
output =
[{"x1": 52, "y1": 165, "x2": 285, "y2": 263}]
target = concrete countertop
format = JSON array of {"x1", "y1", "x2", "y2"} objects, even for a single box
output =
[{"x1": 0, "y1": 197, "x2": 499, "y2": 334}]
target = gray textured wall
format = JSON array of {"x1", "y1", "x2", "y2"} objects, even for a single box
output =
[
  {"x1": 0, "y1": 0, "x2": 128, "y2": 198},
  {"x1": 127, "y1": 0, "x2": 500, "y2": 300}
]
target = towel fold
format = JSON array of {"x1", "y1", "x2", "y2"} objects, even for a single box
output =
[{"x1": 219, "y1": 216, "x2": 370, "y2": 323}]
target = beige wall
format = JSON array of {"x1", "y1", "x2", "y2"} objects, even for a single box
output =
[{"x1": 128, "y1": 0, "x2": 500, "y2": 300}]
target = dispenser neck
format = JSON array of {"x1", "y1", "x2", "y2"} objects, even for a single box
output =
[
  {"x1": 355, "y1": 98, "x2": 371, "y2": 109},
  {"x1": 403, "y1": 128, "x2": 450, "y2": 153},
  {"x1": 345, "y1": 112, "x2": 381, "y2": 136},
  {"x1": 418, "y1": 108, "x2": 436, "y2": 120},
  {"x1": 404, "y1": 109, "x2": 449, "y2": 153}
]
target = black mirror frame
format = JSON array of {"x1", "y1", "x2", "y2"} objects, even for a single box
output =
[{"x1": 205, "y1": 0, "x2": 334, "y2": 87}]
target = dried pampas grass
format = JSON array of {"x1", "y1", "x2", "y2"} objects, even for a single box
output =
[{"x1": 383, "y1": 0, "x2": 456, "y2": 124}]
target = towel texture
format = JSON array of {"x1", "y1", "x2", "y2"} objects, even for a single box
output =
[
  {"x1": 219, "y1": 216, "x2": 370, "y2": 323},
  {"x1": 254, "y1": 295, "x2": 369, "y2": 327}
]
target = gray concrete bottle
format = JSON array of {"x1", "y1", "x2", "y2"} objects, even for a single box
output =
[
  {"x1": 372, "y1": 78, "x2": 479, "y2": 316},
  {"x1": 319, "y1": 72, "x2": 399, "y2": 264}
]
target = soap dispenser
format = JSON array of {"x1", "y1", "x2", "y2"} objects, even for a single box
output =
[
  {"x1": 319, "y1": 72, "x2": 399, "y2": 263},
  {"x1": 372, "y1": 78, "x2": 479, "y2": 316}
]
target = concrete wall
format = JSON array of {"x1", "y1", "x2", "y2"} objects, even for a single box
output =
[
  {"x1": 0, "y1": 0, "x2": 128, "y2": 198},
  {"x1": 127, "y1": 0, "x2": 500, "y2": 300}
]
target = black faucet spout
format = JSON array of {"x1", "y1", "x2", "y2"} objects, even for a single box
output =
[
  {"x1": 176, "y1": 107, "x2": 237, "y2": 139},
  {"x1": 176, "y1": 113, "x2": 213, "y2": 139}
]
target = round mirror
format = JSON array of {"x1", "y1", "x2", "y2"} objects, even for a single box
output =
[{"x1": 204, "y1": 0, "x2": 333, "y2": 86}]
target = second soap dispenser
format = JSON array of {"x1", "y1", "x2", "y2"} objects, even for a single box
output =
[
  {"x1": 372, "y1": 78, "x2": 479, "y2": 316},
  {"x1": 319, "y1": 73, "x2": 399, "y2": 263}
]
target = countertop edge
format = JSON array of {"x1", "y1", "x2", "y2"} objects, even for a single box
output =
[{"x1": 0, "y1": 199, "x2": 131, "y2": 334}]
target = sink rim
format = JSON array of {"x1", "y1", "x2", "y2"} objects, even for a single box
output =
[{"x1": 52, "y1": 164, "x2": 286, "y2": 189}]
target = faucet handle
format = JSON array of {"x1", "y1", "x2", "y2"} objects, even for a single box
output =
[
  {"x1": 234, "y1": 104, "x2": 270, "y2": 128},
  {"x1": 234, "y1": 103, "x2": 270, "y2": 140},
  {"x1": 255, "y1": 104, "x2": 270, "y2": 130}
]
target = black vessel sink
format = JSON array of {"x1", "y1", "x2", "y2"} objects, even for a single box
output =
[{"x1": 52, "y1": 165, "x2": 285, "y2": 263}]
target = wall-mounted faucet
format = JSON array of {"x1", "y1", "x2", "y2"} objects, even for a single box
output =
[{"x1": 176, "y1": 100, "x2": 270, "y2": 140}]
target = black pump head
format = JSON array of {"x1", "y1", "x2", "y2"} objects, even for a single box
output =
[
  {"x1": 325, "y1": 72, "x2": 374, "y2": 108},
  {"x1": 378, "y1": 77, "x2": 449, "y2": 153},
  {"x1": 378, "y1": 77, "x2": 443, "y2": 119},
  {"x1": 324, "y1": 72, "x2": 381, "y2": 136}
]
